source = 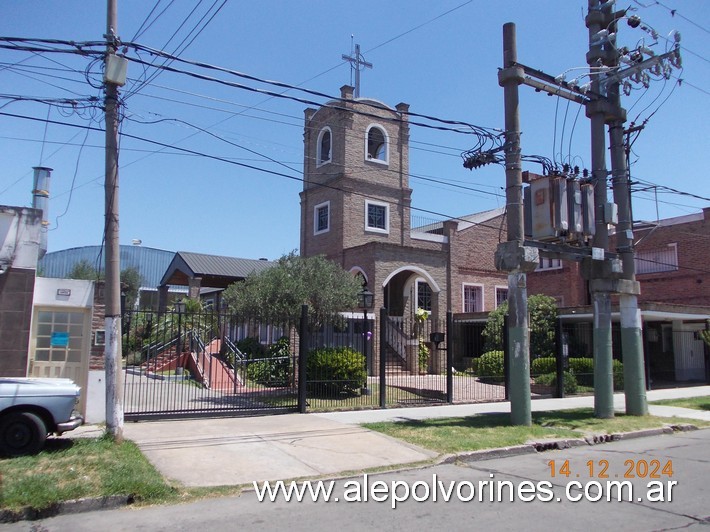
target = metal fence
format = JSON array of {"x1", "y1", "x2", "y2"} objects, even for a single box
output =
[{"x1": 121, "y1": 307, "x2": 708, "y2": 420}]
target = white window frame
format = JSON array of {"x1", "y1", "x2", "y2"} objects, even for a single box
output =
[
  {"x1": 495, "y1": 286, "x2": 508, "y2": 308},
  {"x1": 365, "y1": 200, "x2": 390, "y2": 234},
  {"x1": 365, "y1": 124, "x2": 389, "y2": 165},
  {"x1": 536, "y1": 257, "x2": 563, "y2": 271},
  {"x1": 462, "y1": 283, "x2": 484, "y2": 313},
  {"x1": 635, "y1": 243, "x2": 678, "y2": 275},
  {"x1": 416, "y1": 278, "x2": 432, "y2": 312},
  {"x1": 314, "y1": 201, "x2": 330, "y2": 235},
  {"x1": 316, "y1": 127, "x2": 332, "y2": 167}
]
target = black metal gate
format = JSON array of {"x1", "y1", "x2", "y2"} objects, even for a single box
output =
[{"x1": 122, "y1": 309, "x2": 299, "y2": 420}]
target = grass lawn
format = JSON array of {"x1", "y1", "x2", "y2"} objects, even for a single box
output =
[
  {"x1": 363, "y1": 409, "x2": 709, "y2": 455},
  {"x1": 650, "y1": 396, "x2": 710, "y2": 411},
  {"x1": 0, "y1": 436, "x2": 201, "y2": 513}
]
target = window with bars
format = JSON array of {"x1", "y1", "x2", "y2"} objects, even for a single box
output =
[
  {"x1": 635, "y1": 243, "x2": 678, "y2": 274},
  {"x1": 536, "y1": 257, "x2": 563, "y2": 271},
  {"x1": 463, "y1": 284, "x2": 483, "y2": 313},
  {"x1": 496, "y1": 287, "x2": 508, "y2": 308}
]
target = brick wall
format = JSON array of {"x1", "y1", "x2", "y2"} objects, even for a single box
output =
[
  {"x1": 0, "y1": 267, "x2": 35, "y2": 376},
  {"x1": 449, "y1": 215, "x2": 507, "y2": 312},
  {"x1": 626, "y1": 208, "x2": 710, "y2": 306}
]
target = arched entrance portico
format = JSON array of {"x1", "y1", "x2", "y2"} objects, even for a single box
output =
[{"x1": 382, "y1": 266, "x2": 442, "y2": 321}]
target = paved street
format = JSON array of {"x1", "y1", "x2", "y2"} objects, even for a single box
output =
[{"x1": 3, "y1": 429, "x2": 708, "y2": 531}]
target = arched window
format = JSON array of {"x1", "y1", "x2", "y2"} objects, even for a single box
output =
[
  {"x1": 366, "y1": 125, "x2": 388, "y2": 163},
  {"x1": 317, "y1": 127, "x2": 332, "y2": 166}
]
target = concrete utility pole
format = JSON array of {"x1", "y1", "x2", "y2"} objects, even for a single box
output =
[
  {"x1": 496, "y1": 23, "x2": 539, "y2": 426},
  {"x1": 585, "y1": 0, "x2": 615, "y2": 419},
  {"x1": 605, "y1": 32, "x2": 648, "y2": 417},
  {"x1": 104, "y1": 0, "x2": 124, "y2": 441}
]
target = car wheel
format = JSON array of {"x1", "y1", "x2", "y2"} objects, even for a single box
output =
[{"x1": 0, "y1": 411, "x2": 48, "y2": 456}]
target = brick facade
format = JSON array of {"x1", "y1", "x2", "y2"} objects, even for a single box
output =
[
  {"x1": 0, "y1": 267, "x2": 36, "y2": 376},
  {"x1": 630, "y1": 208, "x2": 710, "y2": 307},
  {"x1": 89, "y1": 280, "x2": 106, "y2": 370}
]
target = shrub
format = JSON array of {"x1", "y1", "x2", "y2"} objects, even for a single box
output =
[
  {"x1": 535, "y1": 371, "x2": 578, "y2": 395},
  {"x1": 568, "y1": 357, "x2": 624, "y2": 389},
  {"x1": 477, "y1": 350, "x2": 505, "y2": 382},
  {"x1": 306, "y1": 347, "x2": 366, "y2": 398},
  {"x1": 246, "y1": 357, "x2": 291, "y2": 387},
  {"x1": 569, "y1": 357, "x2": 594, "y2": 386},
  {"x1": 237, "y1": 337, "x2": 267, "y2": 359},
  {"x1": 531, "y1": 356, "x2": 556, "y2": 376},
  {"x1": 613, "y1": 359, "x2": 624, "y2": 390}
]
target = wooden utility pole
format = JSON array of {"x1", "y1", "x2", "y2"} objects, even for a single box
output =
[{"x1": 104, "y1": 0, "x2": 123, "y2": 441}]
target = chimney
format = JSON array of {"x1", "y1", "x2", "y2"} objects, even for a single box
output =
[{"x1": 32, "y1": 166, "x2": 52, "y2": 259}]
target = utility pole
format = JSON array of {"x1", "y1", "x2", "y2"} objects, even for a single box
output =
[
  {"x1": 585, "y1": 0, "x2": 615, "y2": 419},
  {"x1": 104, "y1": 0, "x2": 123, "y2": 441},
  {"x1": 496, "y1": 23, "x2": 539, "y2": 426}
]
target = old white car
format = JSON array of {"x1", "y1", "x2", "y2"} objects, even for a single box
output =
[{"x1": 0, "y1": 377, "x2": 83, "y2": 456}]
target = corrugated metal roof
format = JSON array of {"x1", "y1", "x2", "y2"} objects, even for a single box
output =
[
  {"x1": 39, "y1": 245, "x2": 175, "y2": 289},
  {"x1": 176, "y1": 251, "x2": 274, "y2": 278}
]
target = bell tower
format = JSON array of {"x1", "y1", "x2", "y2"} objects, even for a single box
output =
[{"x1": 300, "y1": 85, "x2": 412, "y2": 261}]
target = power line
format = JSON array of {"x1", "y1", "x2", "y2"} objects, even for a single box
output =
[{"x1": 0, "y1": 109, "x2": 511, "y2": 235}]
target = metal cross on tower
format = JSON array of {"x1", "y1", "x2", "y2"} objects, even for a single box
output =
[{"x1": 342, "y1": 43, "x2": 372, "y2": 98}]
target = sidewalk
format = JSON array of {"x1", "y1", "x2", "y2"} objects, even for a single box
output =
[{"x1": 79, "y1": 386, "x2": 710, "y2": 488}]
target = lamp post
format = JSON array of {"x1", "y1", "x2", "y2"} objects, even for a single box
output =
[{"x1": 358, "y1": 287, "x2": 374, "y2": 395}]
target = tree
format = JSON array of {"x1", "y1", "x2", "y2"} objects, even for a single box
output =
[
  {"x1": 67, "y1": 260, "x2": 142, "y2": 310},
  {"x1": 222, "y1": 252, "x2": 362, "y2": 325},
  {"x1": 482, "y1": 294, "x2": 558, "y2": 358},
  {"x1": 120, "y1": 266, "x2": 142, "y2": 310},
  {"x1": 68, "y1": 259, "x2": 103, "y2": 280}
]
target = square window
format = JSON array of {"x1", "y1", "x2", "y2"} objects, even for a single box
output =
[{"x1": 365, "y1": 201, "x2": 389, "y2": 233}]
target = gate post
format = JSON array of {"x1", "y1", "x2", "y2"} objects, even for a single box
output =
[
  {"x1": 298, "y1": 304, "x2": 308, "y2": 413},
  {"x1": 503, "y1": 314, "x2": 510, "y2": 400},
  {"x1": 446, "y1": 311, "x2": 453, "y2": 404},
  {"x1": 379, "y1": 307, "x2": 387, "y2": 408},
  {"x1": 555, "y1": 318, "x2": 565, "y2": 398}
]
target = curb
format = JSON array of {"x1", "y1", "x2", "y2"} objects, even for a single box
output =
[
  {"x1": 0, "y1": 495, "x2": 132, "y2": 524},
  {"x1": 443, "y1": 424, "x2": 698, "y2": 465}
]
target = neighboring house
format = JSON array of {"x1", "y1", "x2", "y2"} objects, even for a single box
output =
[
  {"x1": 298, "y1": 85, "x2": 709, "y2": 384},
  {"x1": 158, "y1": 251, "x2": 275, "y2": 310},
  {"x1": 39, "y1": 244, "x2": 177, "y2": 309},
  {"x1": 0, "y1": 205, "x2": 42, "y2": 377}
]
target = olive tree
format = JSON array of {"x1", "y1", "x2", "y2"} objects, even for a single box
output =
[
  {"x1": 482, "y1": 294, "x2": 558, "y2": 358},
  {"x1": 222, "y1": 252, "x2": 362, "y2": 326}
]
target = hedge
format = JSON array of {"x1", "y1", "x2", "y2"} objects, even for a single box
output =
[
  {"x1": 477, "y1": 350, "x2": 505, "y2": 382},
  {"x1": 306, "y1": 347, "x2": 367, "y2": 397}
]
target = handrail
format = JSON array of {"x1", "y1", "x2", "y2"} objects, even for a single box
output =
[{"x1": 385, "y1": 316, "x2": 409, "y2": 365}]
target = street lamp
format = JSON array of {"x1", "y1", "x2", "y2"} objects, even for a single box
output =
[{"x1": 358, "y1": 286, "x2": 374, "y2": 395}]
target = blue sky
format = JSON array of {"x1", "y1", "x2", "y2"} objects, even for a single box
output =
[{"x1": 1, "y1": 1, "x2": 707, "y2": 261}]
